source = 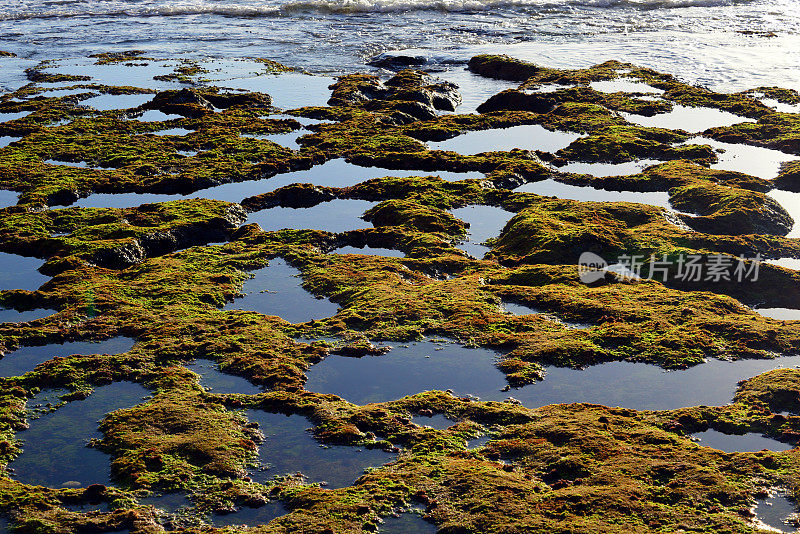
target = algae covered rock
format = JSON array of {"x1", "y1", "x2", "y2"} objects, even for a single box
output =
[
  {"x1": 5, "y1": 54, "x2": 800, "y2": 534},
  {"x1": 329, "y1": 69, "x2": 461, "y2": 124},
  {"x1": 467, "y1": 54, "x2": 546, "y2": 81},
  {"x1": 775, "y1": 160, "x2": 800, "y2": 192}
]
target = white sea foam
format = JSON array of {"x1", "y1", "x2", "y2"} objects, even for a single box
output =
[
  {"x1": 0, "y1": 0, "x2": 749, "y2": 20},
  {"x1": 0, "y1": 0, "x2": 796, "y2": 98}
]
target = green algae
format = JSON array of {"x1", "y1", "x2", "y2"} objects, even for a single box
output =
[{"x1": 3, "y1": 54, "x2": 800, "y2": 534}]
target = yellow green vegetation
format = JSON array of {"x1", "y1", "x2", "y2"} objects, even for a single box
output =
[{"x1": 1, "y1": 54, "x2": 800, "y2": 533}]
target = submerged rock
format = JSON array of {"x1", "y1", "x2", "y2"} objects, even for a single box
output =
[{"x1": 368, "y1": 53, "x2": 428, "y2": 71}]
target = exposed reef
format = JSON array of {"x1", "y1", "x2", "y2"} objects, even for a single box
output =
[{"x1": 1, "y1": 53, "x2": 800, "y2": 534}]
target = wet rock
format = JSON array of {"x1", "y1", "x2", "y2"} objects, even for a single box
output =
[
  {"x1": 467, "y1": 54, "x2": 543, "y2": 81},
  {"x1": 46, "y1": 189, "x2": 80, "y2": 207},
  {"x1": 203, "y1": 91, "x2": 272, "y2": 110},
  {"x1": 335, "y1": 339, "x2": 391, "y2": 357},
  {"x1": 368, "y1": 53, "x2": 427, "y2": 71},
  {"x1": 329, "y1": 69, "x2": 460, "y2": 121},
  {"x1": 24, "y1": 68, "x2": 90, "y2": 83},
  {"x1": 368, "y1": 100, "x2": 437, "y2": 123},
  {"x1": 147, "y1": 88, "x2": 214, "y2": 117},
  {"x1": 241, "y1": 183, "x2": 336, "y2": 211},
  {"x1": 477, "y1": 89, "x2": 558, "y2": 114},
  {"x1": 775, "y1": 161, "x2": 800, "y2": 192},
  {"x1": 663, "y1": 421, "x2": 683, "y2": 432},
  {"x1": 428, "y1": 82, "x2": 462, "y2": 112},
  {"x1": 675, "y1": 191, "x2": 794, "y2": 236},
  {"x1": 328, "y1": 74, "x2": 390, "y2": 107},
  {"x1": 385, "y1": 70, "x2": 461, "y2": 111},
  {"x1": 478, "y1": 86, "x2": 669, "y2": 116},
  {"x1": 90, "y1": 204, "x2": 246, "y2": 269},
  {"x1": 215, "y1": 504, "x2": 237, "y2": 515},
  {"x1": 491, "y1": 170, "x2": 526, "y2": 190},
  {"x1": 84, "y1": 484, "x2": 107, "y2": 498},
  {"x1": 781, "y1": 430, "x2": 800, "y2": 441}
]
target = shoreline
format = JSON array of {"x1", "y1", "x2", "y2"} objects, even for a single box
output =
[{"x1": 0, "y1": 51, "x2": 800, "y2": 532}]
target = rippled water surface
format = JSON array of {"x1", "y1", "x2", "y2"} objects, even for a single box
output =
[{"x1": 0, "y1": 1, "x2": 798, "y2": 96}]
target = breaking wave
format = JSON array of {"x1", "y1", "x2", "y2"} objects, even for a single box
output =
[{"x1": 0, "y1": 0, "x2": 746, "y2": 21}]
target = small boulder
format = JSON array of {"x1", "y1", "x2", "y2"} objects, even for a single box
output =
[
  {"x1": 147, "y1": 88, "x2": 214, "y2": 117},
  {"x1": 368, "y1": 53, "x2": 427, "y2": 71}
]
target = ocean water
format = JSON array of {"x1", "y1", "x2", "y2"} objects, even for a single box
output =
[{"x1": 0, "y1": 0, "x2": 798, "y2": 94}]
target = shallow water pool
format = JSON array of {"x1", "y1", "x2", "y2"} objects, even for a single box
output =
[
  {"x1": 621, "y1": 105, "x2": 753, "y2": 132},
  {"x1": 0, "y1": 307, "x2": 54, "y2": 324},
  {"x1": 10, "y1": 381, "x2": 150, "y2": 488},
  {"x1": 245, "y1": 409, "x2": 395, "y2": 489},
  {"x1": 0, "y1": 337, "x2": 135, "y2": 378},
  {"x1": 754, "y1": 491, "x2": 797, "y2": 533},
  {"x1": 687, "y1": 136, "x2": 797, "y2": 180},
  {"x1": 449, "y1": 205, "x2": 515, "y2": 258},
  {"x1": 185, "y1": 358, "x2": 262, "y2": 395},
  {"x1": 329, "y1": 245, "x2": 404, "y2": 258},
  {"x1": 516, "y1": 178, "x2": 673, "y2": 209},
  {"x1": 691, "y1": 429, "x2": 793, "y2": 453},
  {"x1": 246, "y1": 199, "x2": 376, "y2": 234},
  {"x1": 558, "y1": 159, "x2": 661, "y2": 177},
  {"x1": 768, "y1": 189, "x2": 800, "y2": 238},
  {"x1": 589, "y1": 79, "x2": 664, "y2": 95},
  {"x1": 0, "y1": 188, "x2": 18, "y2": 208},
  {"x1": 305, "y1": 340, "x2": 800, "y2": 411},
  {"x1": 753, "y1": 308, "x2": 800, "y2": 321},
  {"x1": 766, "y1": 258, "x2": 800, "y2": 271},
  {"x1": 428, "y1": 124, "x2": 582, "y2": 155},
  {"x1": 411, "y1": 414, "x2": 454, "y2": 430},
  {"x1": 211, "y1": 500, "x2": 287, "y2": 528},
  {"x1": 0, "y1": 252, "x2": 49, "y2": 291},
  {"x1": 219, "y1": 72, "x2": 335, "y2": 110},
  {"x1": 82, "y1": 93, "x2": 153, "y2": 111},
  {"x1": 0, "y1": 136, "x2": 21, "y2": 149},
  {"x1": 379, "y1": 511, "x2": 436, "y2": 534},
  {"x1": 72, "y1": 159, "x2": 483, "y2": 208},
  {"x1": 224, "y1": 258, "x2": 339, "y2": 324}
]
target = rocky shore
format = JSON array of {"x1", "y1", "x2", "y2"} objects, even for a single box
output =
[{"x1": 1, "y1": 51, "x2": 800, "y2": 533}]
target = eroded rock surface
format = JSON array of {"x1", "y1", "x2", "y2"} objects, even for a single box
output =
[{"x1": 1, "y1": 54, "x2": 800, "y2": 534}]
